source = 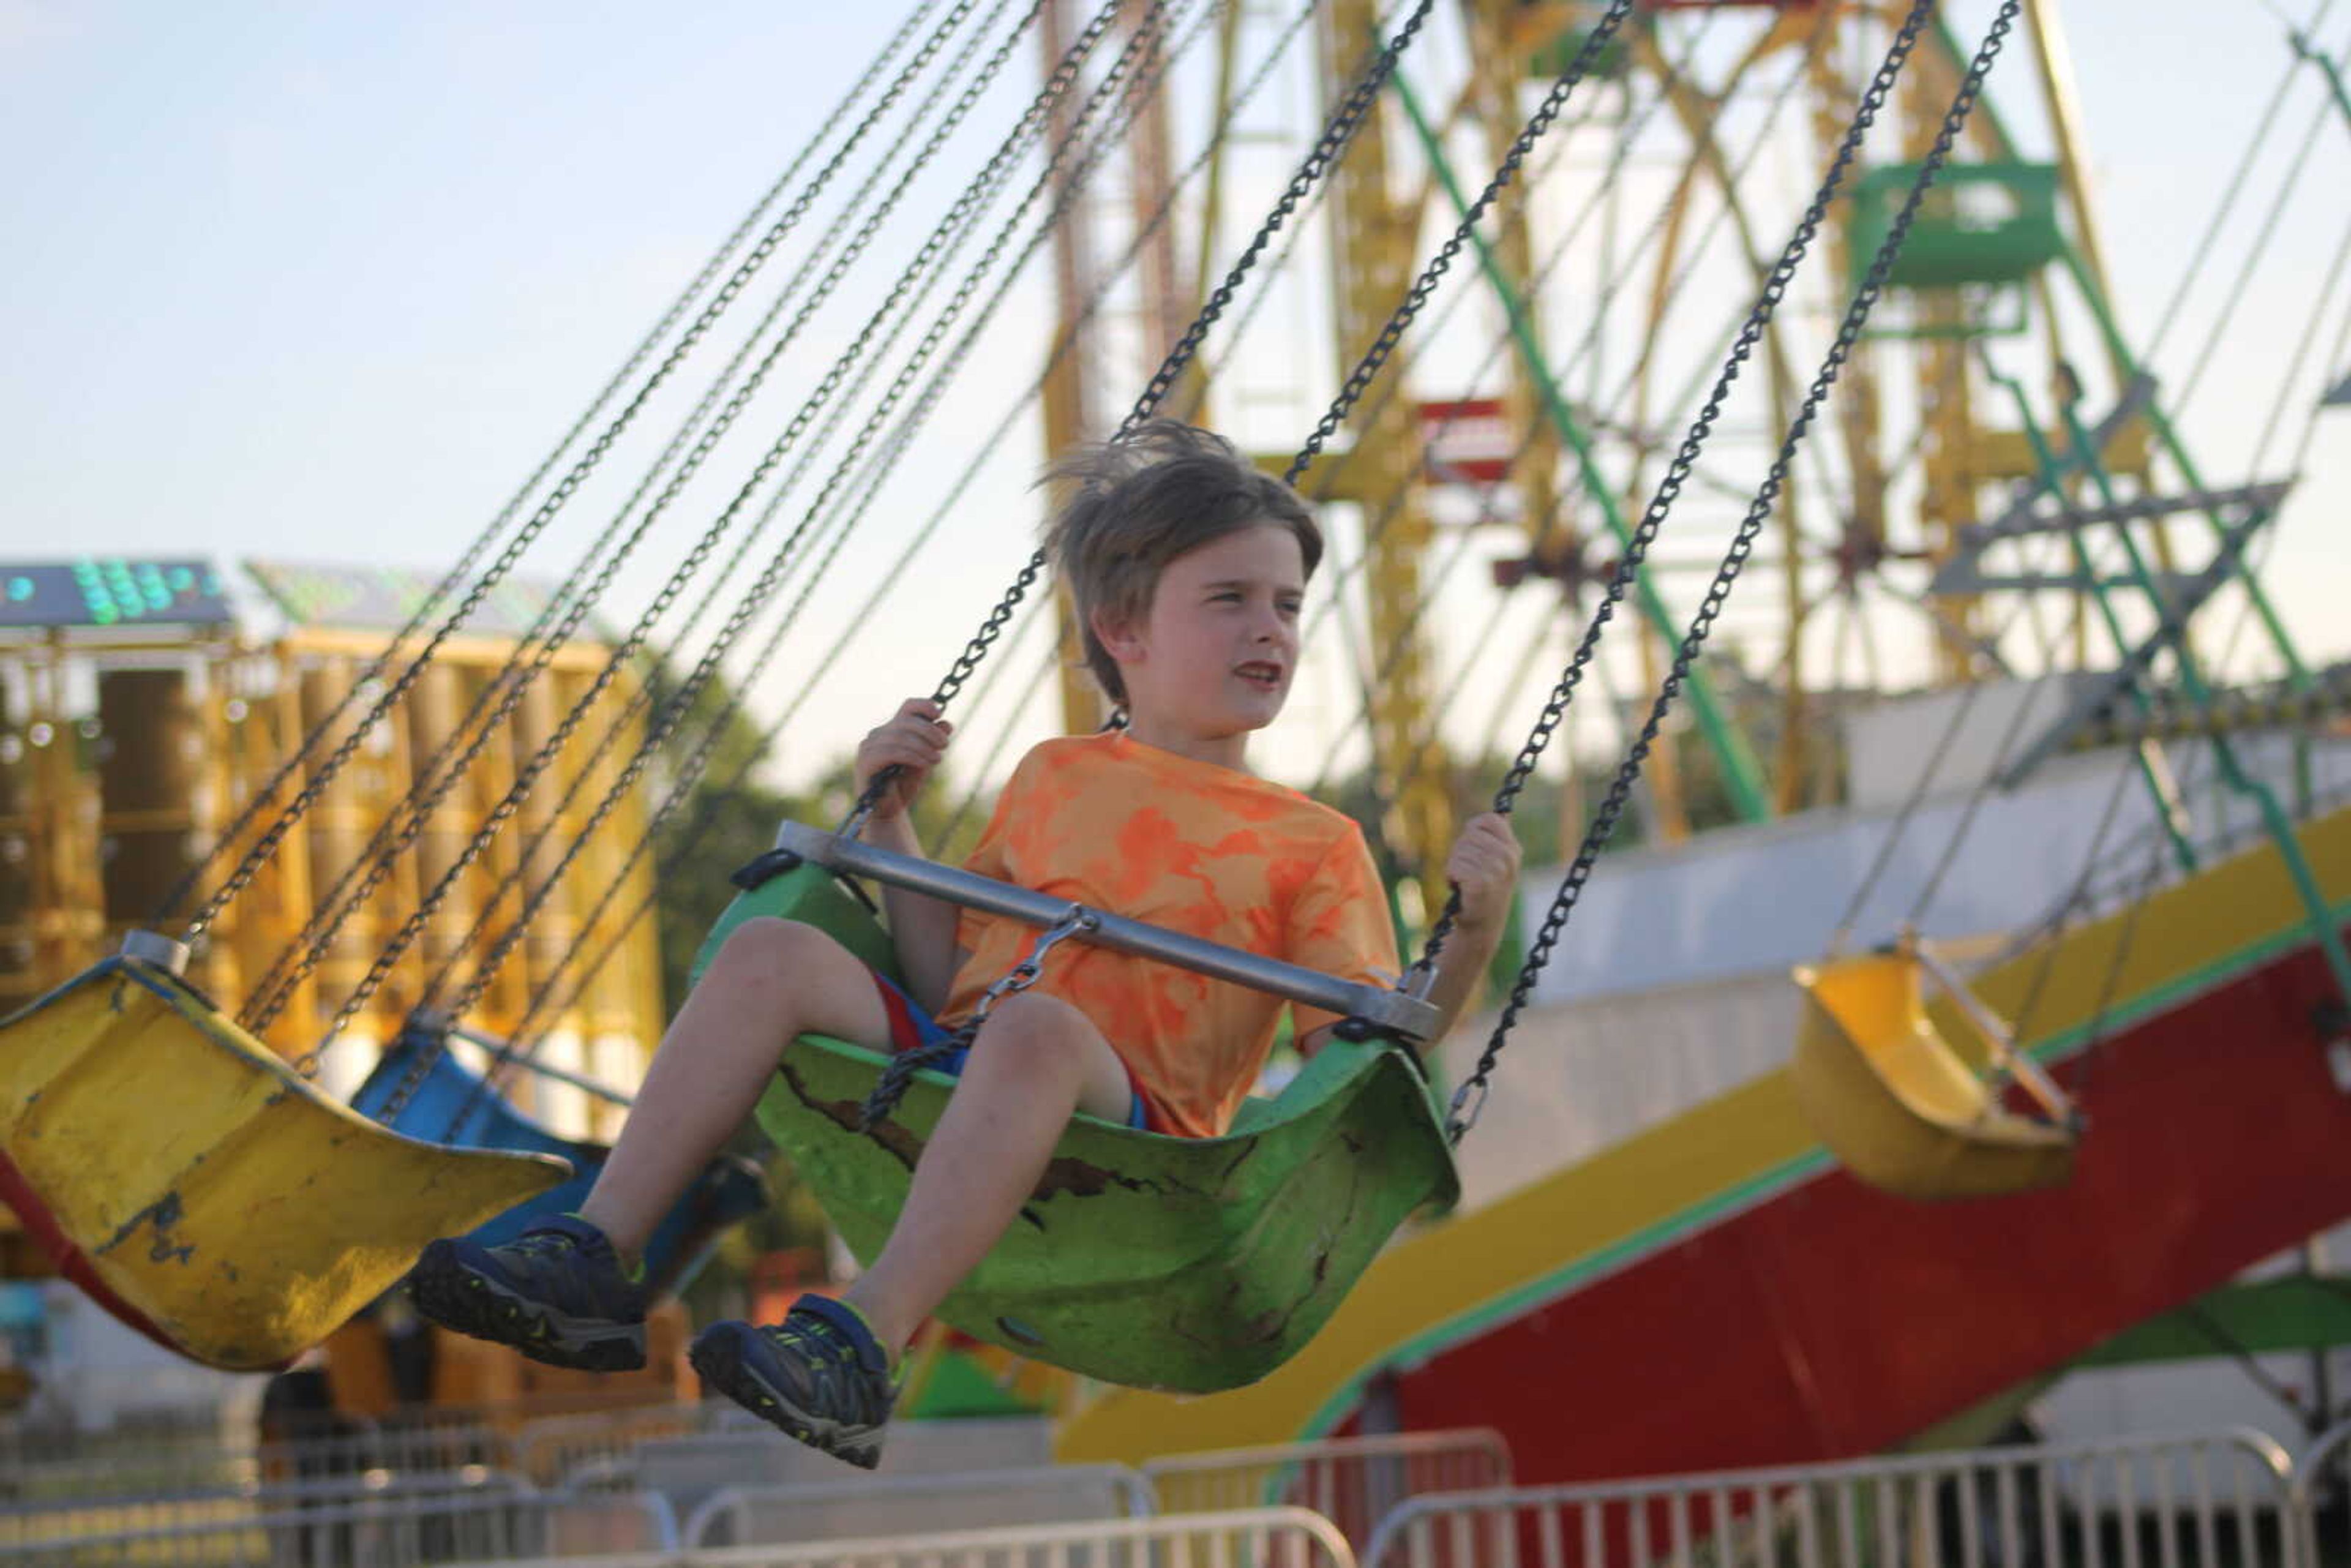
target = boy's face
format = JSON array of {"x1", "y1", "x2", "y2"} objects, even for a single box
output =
[{"x1": 1098, "y1": 523, "x2": 1306, "y2": 743}]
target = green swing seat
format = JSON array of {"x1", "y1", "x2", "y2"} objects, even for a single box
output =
[{"x1": 691, "y1": 851, "x2": 1460, "y2": 1395}]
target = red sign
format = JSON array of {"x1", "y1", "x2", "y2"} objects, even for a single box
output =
[{"x1": 1418, "y1": 397, "x2": 1514, "y2": 487}]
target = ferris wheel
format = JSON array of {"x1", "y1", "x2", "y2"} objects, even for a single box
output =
[{"x1": 1010, "y1": 0, "x2": 2338, "y2": 906}]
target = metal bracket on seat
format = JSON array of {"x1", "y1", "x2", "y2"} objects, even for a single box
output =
[{"x1": 120, "y1": 929, "x2": 191, "y2": 976}]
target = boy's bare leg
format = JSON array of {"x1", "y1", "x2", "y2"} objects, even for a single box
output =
[
  {"x1": 579, "y1": 917, "x2": 893, "y2": 1258},
  {"x1": 843, "y1": 991, "x2": 1133, "y2": 1352}
]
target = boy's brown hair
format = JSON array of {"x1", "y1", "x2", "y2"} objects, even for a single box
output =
[{"x1": 1040, "y1": 419, "x2": 1322, "y2": 707}]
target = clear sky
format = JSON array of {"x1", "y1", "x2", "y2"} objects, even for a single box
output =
[{"x1": 4, "y1": 1, "x2": 2346, "y2": 806}]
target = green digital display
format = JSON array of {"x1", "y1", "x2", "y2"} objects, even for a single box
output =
[{"x1": 0, "y1": 560, "x2": 233, "y2": 628}]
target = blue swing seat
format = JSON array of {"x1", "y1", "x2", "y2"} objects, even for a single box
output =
[{"x1": 354, "y1": 1027, "x2": 767, "y2": 1299}]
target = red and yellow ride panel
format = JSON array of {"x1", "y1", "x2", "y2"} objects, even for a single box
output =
[{"x1": 1063, "y1": 805, "x2": 2351, "y2": 1476}]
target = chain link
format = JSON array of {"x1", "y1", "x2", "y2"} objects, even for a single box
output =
[
  {"x1": 860, "y1": 905, "x2": 1100, "y2": 1129},
  {"x1": 454, "y1": 0, "x2": 1321, "y2": 1122},
  {"x1": 180, "y1": 1, "x2": 981, "y2": 950},
  {"x1": 247, "y1": 0, "x2": 1065, "y2": 1048},
  {"x1": 409, "y1": 0, "x2": 1199, "y2": 1118},
  {"x1": 1448, "y1": 0, "x2": 2023, "y2": 1142},
  {"x1": 342, "y1": 0, "x2": 1133, "y2": 1099},
  {"x1": 844, "y1": 0, "x2": 1444, "y2": 832},
  {"x1": 1273, "y1": 0, "x2": 1637, "y2": 986}
]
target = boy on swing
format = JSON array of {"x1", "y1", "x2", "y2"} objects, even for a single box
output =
[{"x1": 410, "y1": 421, "x2": 1521, "y2": 1468}]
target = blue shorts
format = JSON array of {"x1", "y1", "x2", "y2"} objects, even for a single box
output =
[{"x1": 869, "y1": 970, "x2": 1156, "y2": 1133}]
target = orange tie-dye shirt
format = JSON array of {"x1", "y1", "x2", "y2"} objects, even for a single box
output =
[{"x1": 939, "y1": 732, "x2": 1399, "y2": 1139}]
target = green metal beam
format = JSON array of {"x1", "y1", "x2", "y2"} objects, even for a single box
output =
[
  {"x1": 1979, "y1": 364, "x2": 2200, "y2": 874},
  {"x1": 2052, "y1": 391, "x2": 2351, "y2": 1007},
  {"x1": 2055, "y1": 242, "x2": 2313, "y2": 690},
  {"x1": 1390, "y1": 66, "x2": 1772, "y2": 826},
  {"x1": 1929, "y1": 4, "x2": 2314, "y2": 691}
]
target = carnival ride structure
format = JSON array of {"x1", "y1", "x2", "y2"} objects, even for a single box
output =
[{"x1": 0, "y1": 0, "x2": 2344, "y2": 1469}]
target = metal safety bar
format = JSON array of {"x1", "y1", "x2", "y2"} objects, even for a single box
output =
[
  {"x1": 776, "y1": 820, "x2": 1442, "y2": 1040},
  {"x1": 1362, "y1": 1427, "x2": 2298, "y2": 1568},
  {"x1": 1906, "y1": 930, "x2": 2078, "y2": 1128}
]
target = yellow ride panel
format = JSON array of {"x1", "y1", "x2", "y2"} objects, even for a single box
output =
[
  {"x1": 1791, "y1": 951, "x2": 2074, "y2": 1201},
  {"x1": 0, "y1": 958, "x2": 567, "y2": 1370}
]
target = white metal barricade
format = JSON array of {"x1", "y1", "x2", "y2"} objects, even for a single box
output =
[
  {"x1": 1145, "y1": 1429, "x2": 1513, "y2": 1550},
  {"x1": 1360, "y1": 1428, "x2": 2300, "y2": 1568},
  {"x1": 2292, "y1": 1415, "x2": 2351, "y2": 1568},
  {"x1": 5, "y1": 1483, "x2": 680, "y2": 1566},
  {"x1": 446, "y1": 1503, "x2": 1355, "y2": 1567},
  {"x1": 681, "y1": 1463, "x2": 1154, "y2": 1547},
  {"x1": 516, "y1": 1401, "x2": 763, "y2": 1485},
  {"x1": 0, "y1": 1466, "x2": 525, "y2": 1551},
  {"x1": 1, "y1": 1420, "x2": 519, "y2": 1503}
]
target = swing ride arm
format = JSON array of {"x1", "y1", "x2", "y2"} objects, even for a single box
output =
[
  {"x1": 774, "y1": 821, "x2": 1441, "y2": 1040},
  {"x1": 1389, "y1": 64, "x2": 1773, "y2": 828}
]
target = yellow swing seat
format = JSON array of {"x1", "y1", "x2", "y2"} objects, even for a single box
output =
[
  {"x1": 1790, "y1": 945, "x2": 2077, "y2": 1201},
  {"x1": 0, "y1": 956, "x2": 568, "y2": 1370}
]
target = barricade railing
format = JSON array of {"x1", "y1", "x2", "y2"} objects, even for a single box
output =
[
  {"x1": 444, "y1": 1503, "x2": 1356, "y2": 1567},
  {"x1": 514, "y1": 1400, "x2": 765, "y2": 1486},
  {"x1": 2292, "y1": 1415, "x2": 2351, "y2": 1568},
  {"x1": 1, "y1": 1419, "x2": 520, "y2": 1503},
  {"x1": 4, "y1": 1482, "x2": 680, "y2": 1565},
  {"x1": 0, "y1": 1465, "x2": 523, "y2": 1550},
  {"x1": 681, "y1": 1462, "x2": 1155, "y2": 1548},
  {"x1": 1360, "y1": 1427, "x2": 2299, "y2": 1568},
  {"x1": 1144, "y1": 1428, "x2": 1513, "y2": 1551}
]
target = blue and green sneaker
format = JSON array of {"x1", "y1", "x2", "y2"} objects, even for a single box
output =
[
  {"x1": 689, "y1": 1296, "x2": 898, "y2": 1469},
  {"x1": 407, "y1": 1214, "x2": 647, "y2": 1372}
]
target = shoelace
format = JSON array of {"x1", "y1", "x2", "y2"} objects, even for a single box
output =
[
  {"x1": 774, "y1": 1319, "x2": 855, "y2": 1371},
  {"x1": 513, "y1": 1229, "x2": 593, "y2": 1261}
]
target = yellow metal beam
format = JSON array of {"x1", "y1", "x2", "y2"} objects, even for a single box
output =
[{"x1": 1320, "y1": 0, "x2": 1452, "y2": 920}]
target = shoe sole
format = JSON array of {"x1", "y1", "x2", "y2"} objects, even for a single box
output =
[
  {"x1": 408, "y1": 1241, "x2": 647, "y2": 1373},
  {"x1": 688, "y1": 1326, "x2": 883, "y2": 1470}
]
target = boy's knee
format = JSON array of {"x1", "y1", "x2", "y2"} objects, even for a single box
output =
[
  {"x1": 972, "y1": 992, "x2": 1096, "y2": 1058},
  {"x1": 714, "y1": 916, "x2": 833, "y2": 972}
]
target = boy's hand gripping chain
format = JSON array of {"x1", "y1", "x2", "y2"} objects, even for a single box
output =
[{"x1": 859, "y1": 904, "x2": 1101, "y2": 1130}]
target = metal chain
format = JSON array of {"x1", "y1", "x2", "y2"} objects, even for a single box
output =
[
  {"x1": 844, "y1": 0, "x2": 1444, "y2": 832},
  {"x1": 1301, "y1": 4, "x2": 1780, "y2": 805},
  {"x1": 1448, "y1": 0, "x2": 2022, "y2": 1142},
  {"x1": 465, "y1": 0, "x2": 1320, "y2": 1110},
  {"x1": 291, "y1": 0, "x2": 1027, "y2": 1027},
  {"x1": 1281, "y1": 0, "x2": 1635, "y2": 493},
  {"x1": 241, "y1": 0, "x2": 1029, "y2": 1032},
  {"x1": 179, "y1": 0, "x2": 978, "y2": 947},
  {"x1": 1258, "y1": 0, "x2": 1640, "y2": 982},
  {"x1": 860, "y1": 906, "x2": 1100, "y2": 1129},
  {"x1": 329, "y1": 0, "x2": 1129, "y2": 1090},
  {"x1": 407, "y1": 0, "x2": 1136, "y2": 1030},
  {"x1": 157, "y1": 0, "x2": 950, "y2": 936},
  {"x1": 413, "y1": 0, "x2": 1198, "y2": 1114},
  {"x1": 243, "y1": 0, "x2": 1063, "y2": 1041}
]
